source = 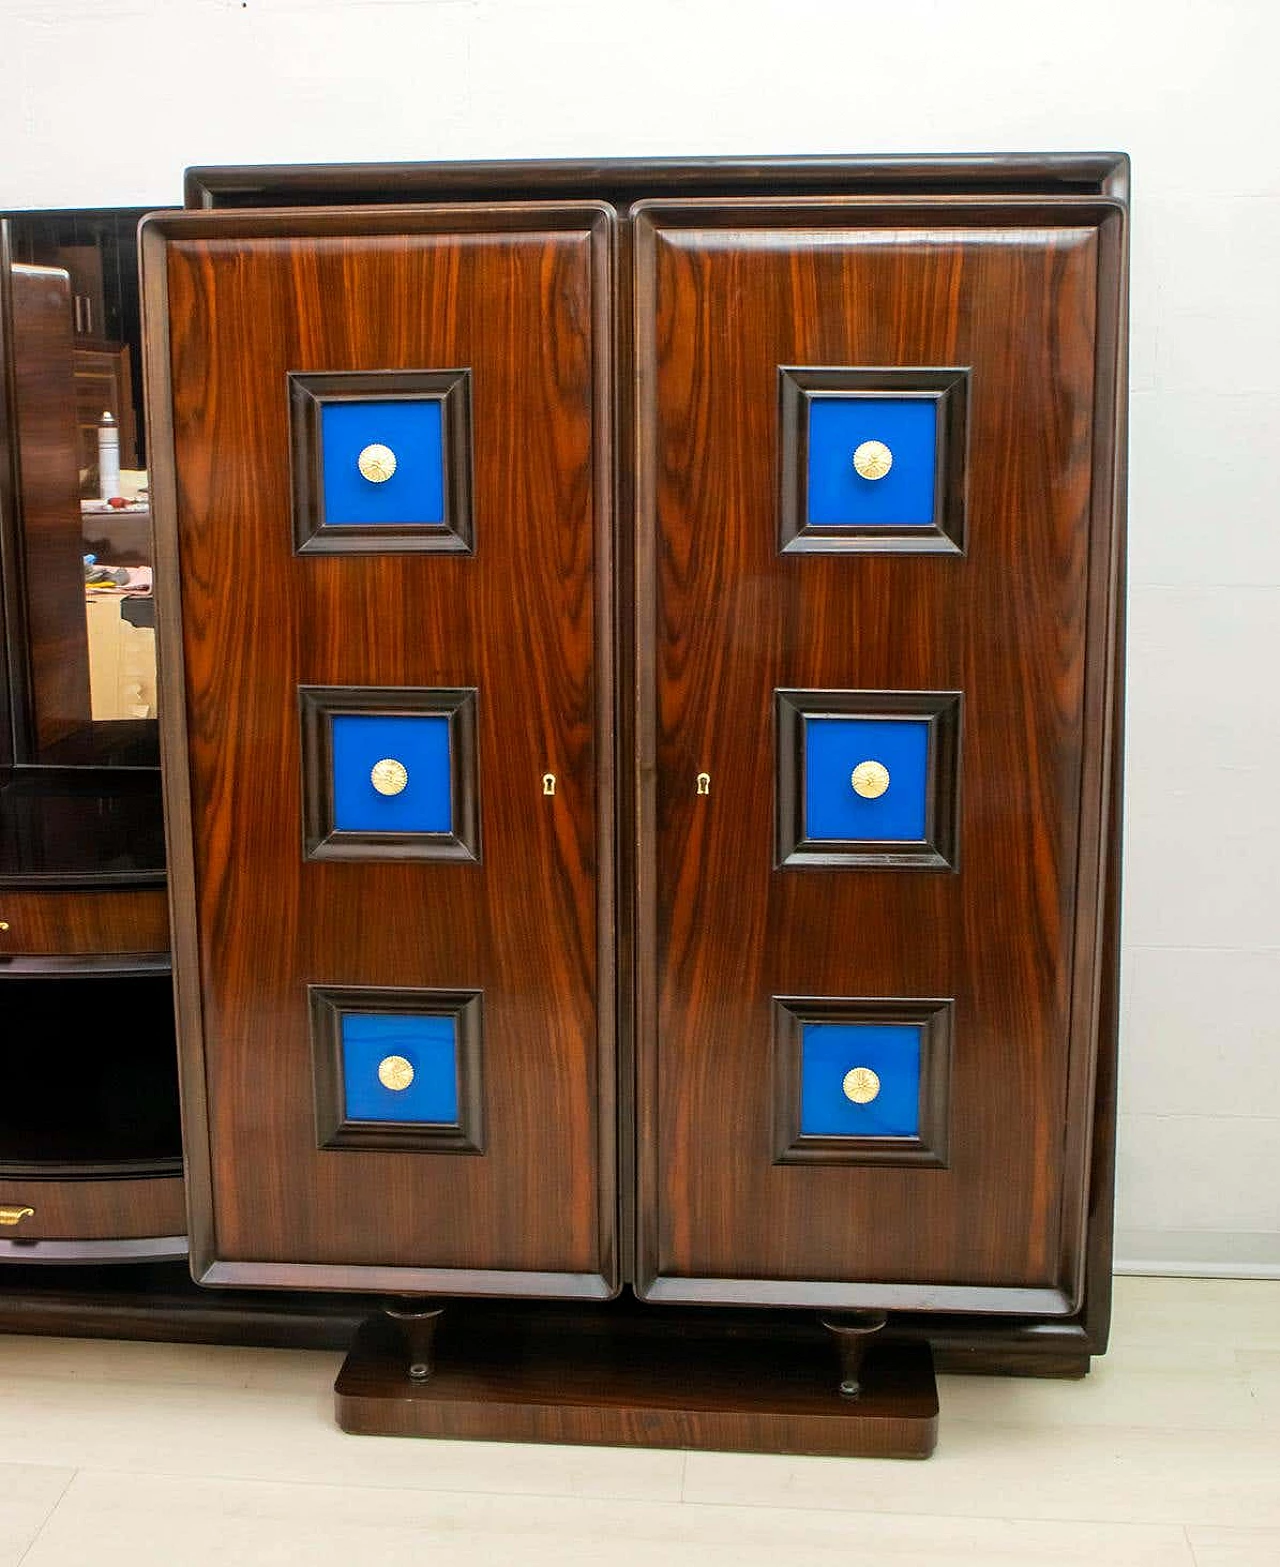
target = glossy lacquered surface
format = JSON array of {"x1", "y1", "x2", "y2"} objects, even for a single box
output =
[
  {"x1": 139, "y1": 161, "x2": 1125, "y2": 1385},
  {"x1": 144, "y1": 204, "x2": 615, "y2": 1296},
  {"x1": 634, "y1": 199, "x2": 1126, "y2": 1312},
  {"x1": 0, "y1": 1175, "x2": 185, "y2": 1252},
  {"x1": 336, "y1": 1309, "x2": 939, "y2": 1456},
  {"x1": 0, "y1": 888, "x2": 168, "y2": 954},
  {"x1": 7, "y1": 265, "x2": 90, "y2": 755}
]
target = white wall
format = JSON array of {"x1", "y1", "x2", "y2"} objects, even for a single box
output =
[{"x1": 4, "y1": 0, "x2": 1278, "y2": 1275}]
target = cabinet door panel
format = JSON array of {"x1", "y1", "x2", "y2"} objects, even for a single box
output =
[
  {"x1": 145, "y1": 205, "x2": 615, "y2": 1296},
  {"x1": 634, "y1": 199, "x2": 1124, "y2": 1314}
]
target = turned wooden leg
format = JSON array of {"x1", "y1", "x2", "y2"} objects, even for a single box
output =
[
  {"x1": 382, "y1": 1299, "x2": 446, "y2": 1383},
  {"x1": 820, "y1": 1312, "x2": 888, "y2": 1399}
]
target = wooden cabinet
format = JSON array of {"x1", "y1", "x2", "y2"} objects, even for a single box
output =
[
  {"x1": 0, "y1": 221, "x2": 176, "y2": 1265},
  {"x1": 0, "y1": 950, "x2": 185, "y2": 1263},
  {"x1": 144, "y1": 155, "x2": 1128, "y2": 1453}
]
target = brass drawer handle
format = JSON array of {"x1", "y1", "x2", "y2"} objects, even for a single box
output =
[
  {"x1": 377, "y1": 1056, "x2": 415, "y2": 1092},
  {"x1": 0, "y1": 1206, "x2": 35, "y2": 1227},
  {"x1": 0, "y1": 921, "x2": 9, "y2": 932},
  {"x1": 370, "y1": 758, "x2": 409, "y2": 797},
  {"x1": 852, "y1": 440, "x2": 893, "y2": 480},
  {"x1": 842, "y1": 1068, "x2": 881, "y2": 1105},
  {"x1": 357, "y1": 443, "x2": 397, "y2": 483},
  {"x1": 850, "y1": 760, "x2": 890, "y2": 799}
]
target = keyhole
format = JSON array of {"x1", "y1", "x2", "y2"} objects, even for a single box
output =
[
  {"x1": 543, "y1": 773, "x2": 557, "y2": 796},
  {"x1": 696, "y1": 772, "x2": 711, "y2": 796}
]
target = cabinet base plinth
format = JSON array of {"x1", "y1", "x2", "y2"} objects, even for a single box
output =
[{"x1": 334, "y1": 1308, "x2": 938, "y2": 1457}]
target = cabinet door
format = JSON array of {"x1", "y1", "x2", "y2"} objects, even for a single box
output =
[
  {"x1": 144, "y1": 204, "x2": 616, "y2": 1297},
  {"x1": 634, "y1": 199, "x2": 1124, "y2": 1315}
]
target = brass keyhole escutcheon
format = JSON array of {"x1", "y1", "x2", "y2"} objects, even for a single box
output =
[
  {"x1": 850, "y1": 760, "x2": 890, "y2": 799},
  {"x1": 370, "y1": 758, "x2": 409, "y2": 797},
  {"x1": 842, "y1": 1067, "x2": 881, "y2": 1105},
  {"x1": 852, "y1": 440, "x2": 893, "y2": 481},
  {"x1": 357, "y1": 443, "x2": 397, "y2": 483},
  {"x1": 377, "y1": 1055, "x2": 415, "y2": 1092},
  {"x1": 0, "y1": 1206, "x2": 34, "y2": 1227},
  {"x1": 543, "y1": 773, "x2": 557, "y2": 796},
  {"x1": 696, "y1": 772, "x2": 711, "y2": 796}
]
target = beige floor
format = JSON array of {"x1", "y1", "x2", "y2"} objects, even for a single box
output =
[{"x1": 0, "y1": 1276, "x2": 1276, "y2": 1566}]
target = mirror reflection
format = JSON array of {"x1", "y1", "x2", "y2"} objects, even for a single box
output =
[
  {"x1": 1, "y1": 207, "x2": 166, "y2": 883},
  {"x1": 5, "y1": 209, "x2": 155, "y2": 766}
]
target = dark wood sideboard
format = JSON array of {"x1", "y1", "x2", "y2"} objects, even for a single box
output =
[{"x1": 0, "y1": 156, "x2": 1127, "y2": 1458}]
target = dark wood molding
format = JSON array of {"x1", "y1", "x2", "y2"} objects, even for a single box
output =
[
  {"x1": 0, "y1": 951, "x2": 169, "y2": 975},
  {"x1": 0, "y1": 220, "x2": 24, "y2": 772},
  {"x1": 1056, "y1": 203, "x2": 1129, "y2": 1324},
  {"x1": 289, "y1": 368, "x2": 473, "y2": 555},
  {"x1": 1078, "y1": 218, "x2": 1129, "y2": 1353},
  {"x1": 309, "y1": 984, "x2": 484, "y2": 1155},
  {"x1": 640, "y1": 1274, "x2": 1075, "y2": 1315},
  {"x1": 778, "y1": 365, "x2": 969, "y2": 555},
  {"x1": 185, "y1": 153, "x2": 1130, "y2": 210},
  {"x1": 0, "y1": 1264, "x2": 1094, "y2": 1377},
  {"x1": 773, "y1": 995, "x2": 952, "y2": 1168},
  {"x1": 140, "y1": 211, "x2": 220, "y2": 1282},
  {"x1": 0, "y1": 1234, "x2": 187, "y2": 1264},
  {"x1": 196, "y1": 1258, "x2": 617, "y2": 1300},
  {"x1": 775, "y1": 688, "x2": 962, "y2": 870},
  {"x1": 298, "y1": 684, "x2": 481, "y2": 864}
]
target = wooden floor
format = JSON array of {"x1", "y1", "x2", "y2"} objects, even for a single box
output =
[{"x1": 0, "y1": 1277, "x2": 1276, "y2": 1566}]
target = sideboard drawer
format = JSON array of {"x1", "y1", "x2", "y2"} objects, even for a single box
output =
[
  {"x1": 0, "y1": 1174, "x2": 185, "y2": 1255},
  {"x1": 0, "y1": 889, "x2": 169, "y2": 956}
]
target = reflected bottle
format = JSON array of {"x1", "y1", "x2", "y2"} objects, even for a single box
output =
[{"x1": 97, "y1": 410, "x2": 120, "y2": 502}]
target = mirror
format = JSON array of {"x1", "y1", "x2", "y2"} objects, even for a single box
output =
[
  {"x1": 4, "y1": 210, "x2": 154, "y2": 764},
  {"x1": 1, "y1": 208, "x2": 168, "y2": 882}
]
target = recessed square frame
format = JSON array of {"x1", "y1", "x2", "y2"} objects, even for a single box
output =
[
  {"x1": 773, "y1": 995, "x2": 952, "y2": 1167},
  {"x1": 778, "y1": 366, "x2": 969, "y2": 554},
  {"x1": 289, "y1": 368, "x2": 473, "y2": 554},
  {"x1": 776, "y1": 688, "x2": 962, "y2": 870},
  {"x1": 298, "y1": 685, "x2": 480, "y2": 863},
  {"x1": 310, "y1": 984, "x2": 484, "y2": 1153}
]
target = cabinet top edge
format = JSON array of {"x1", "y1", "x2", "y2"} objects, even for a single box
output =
[{"x1": 184, "y1": 152, "x2": 1130, "y2": 211}]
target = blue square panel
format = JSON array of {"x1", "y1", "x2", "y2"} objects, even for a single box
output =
[
  {"x1": 331, "y1": 713, "x2": 451, "y2": 834},
  {"x1": 321, "y1": 399, "x2": 445, "y2": 526},
  {"x1": 807, "y1": 397, "x2": 937, "y2": 527},
  {"x1": 804, "y1": 717, "x2": 929, "y2": 842},
  {"x1": 800, "y1": 1022, "x2": 922, "y2": 1138},
  {"x1": 341, "y1": 1011, "x2": 459, "y2": 1124}
]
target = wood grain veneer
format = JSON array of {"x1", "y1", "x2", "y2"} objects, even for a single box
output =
[
  {"x1": 633, "y1": 198, "x2": 1126, "y2": 1314},
  {"x1": 0, "y1": 1174, "x2": 184, "y2": 1246},
  {"x1": 0, "y1": 888, "x2": 169, "y2": 954},
  {"x1": 9, "y1": 265, "x2": 91, "y2": 752},
  {"x1": 143, "y1": 203, "x2": 617, "y2": 1297}
]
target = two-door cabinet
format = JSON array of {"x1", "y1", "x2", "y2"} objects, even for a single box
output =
[{"x1": 143, "y1": 154, "x2": 1128, "y2": 1456}]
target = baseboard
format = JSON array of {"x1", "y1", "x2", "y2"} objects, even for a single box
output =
[{"x1": 1114, "y1": 1228, "x2": 1280, "y2": 1279}]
